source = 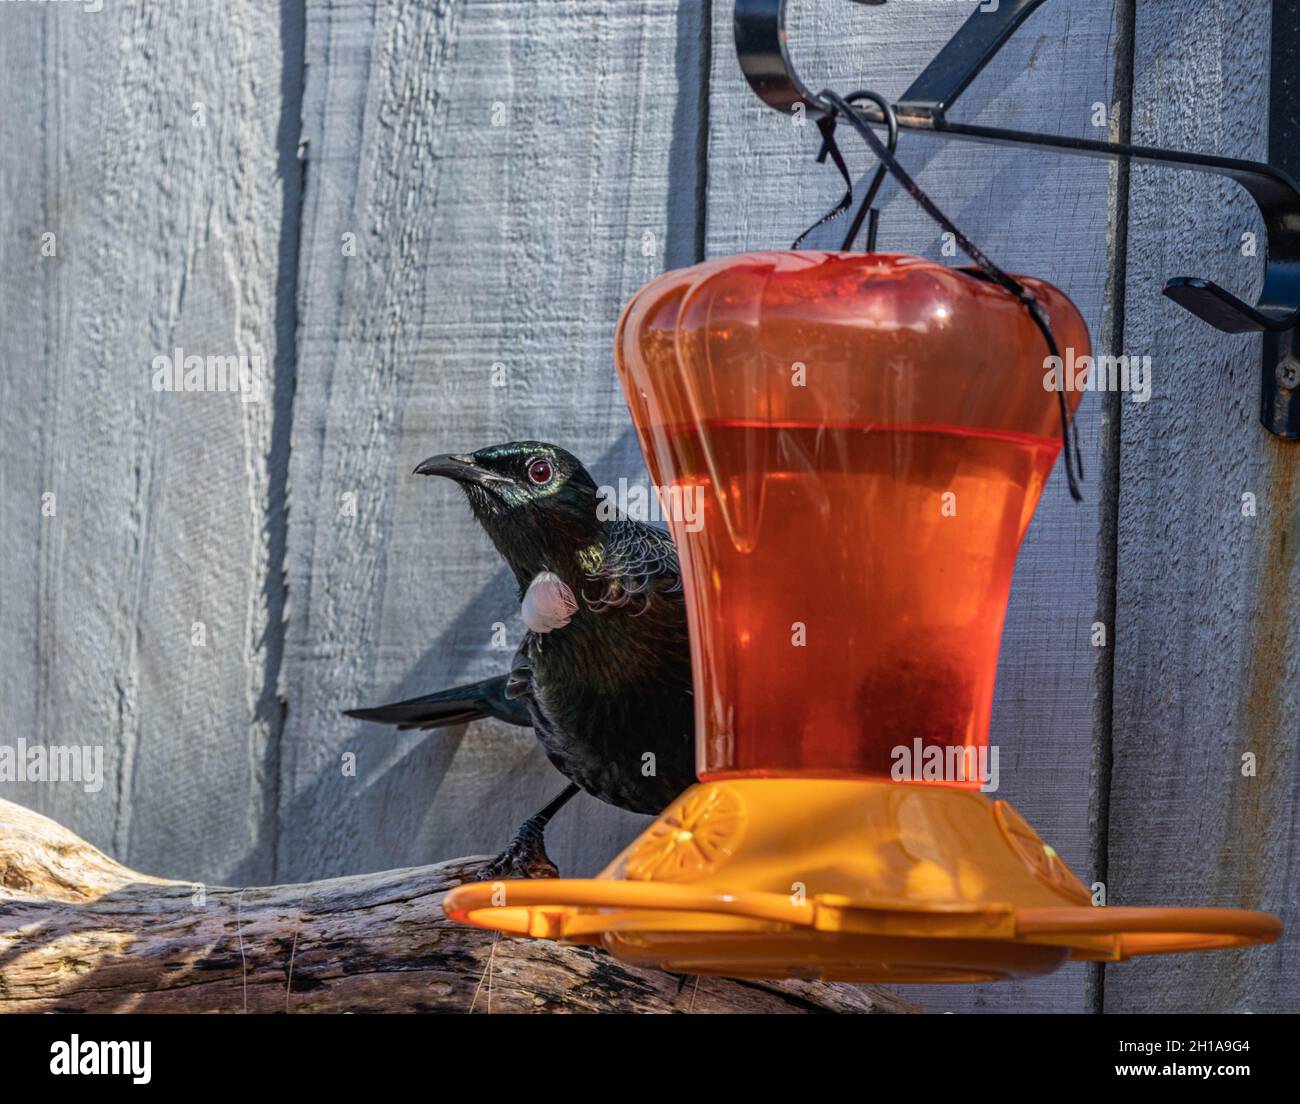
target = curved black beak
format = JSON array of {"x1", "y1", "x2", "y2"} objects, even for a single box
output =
[{"x1": 414, "y1": 453, "x2": 505, "y2": 487}]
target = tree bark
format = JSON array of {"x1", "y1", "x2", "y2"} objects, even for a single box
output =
[{"x1": 0, "y1": 799, "x2": 917, "y2": 1014}]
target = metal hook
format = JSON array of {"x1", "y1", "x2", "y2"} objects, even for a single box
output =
[{"x1": 734, "y1": 0, "x2": 1300, "y2": 438}]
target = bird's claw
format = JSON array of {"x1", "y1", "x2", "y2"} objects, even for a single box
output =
[{"x1": 478, "y1": 814, "x2": 559, "y2": 880}]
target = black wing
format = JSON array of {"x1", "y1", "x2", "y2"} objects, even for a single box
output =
[{"x1": 505, "y1": 636, "x2": 535, "y2": 702}]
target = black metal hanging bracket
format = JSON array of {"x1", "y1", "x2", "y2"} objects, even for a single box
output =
[{"x1": 734, "y1": 0, "x2": 1300, "y2": 439}]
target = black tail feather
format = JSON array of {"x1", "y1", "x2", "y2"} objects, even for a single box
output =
[{"x1": 343, "y1": 675, "x2": 530, "y2": 730}]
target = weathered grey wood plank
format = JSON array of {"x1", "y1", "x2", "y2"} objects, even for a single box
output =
[
  {"x1": 704, "y1": 0, "x2": 1122, "y2": 1012},
  {"x1": 0, "y1": 0, "x2": 302, "y2": 885},
  {"x1": 279, "y1": 0, "x2": 708, "y2": 881},
  {"x1": 1107, "y1": 0, "x2": 1296, "y2": 1013}
]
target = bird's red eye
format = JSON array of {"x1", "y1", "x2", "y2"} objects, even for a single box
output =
[{"x1": 527, "y1": 458, "x2": 553, "y2": 485}]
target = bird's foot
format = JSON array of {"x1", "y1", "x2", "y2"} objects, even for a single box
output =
[{"x1": 478, "y1": 814, "x2": 559, "y2": 880}]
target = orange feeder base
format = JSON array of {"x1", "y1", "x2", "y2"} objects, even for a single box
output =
[{"x1": 443, "y1": 780, "x2": 1280, "y2": 983}]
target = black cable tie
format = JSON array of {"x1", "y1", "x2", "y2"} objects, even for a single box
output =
[{"x1": 819, "y1": 88, "x2": 1083, "y2": 502}]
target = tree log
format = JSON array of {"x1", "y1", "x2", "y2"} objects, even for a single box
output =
[{"x1": 0, "y1": 800, "x2": 917, "y2": 1014}]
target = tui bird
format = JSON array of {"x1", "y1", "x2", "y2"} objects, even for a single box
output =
[{"x1": 344, "y1": 442, "x2": 696, "y2": 878}]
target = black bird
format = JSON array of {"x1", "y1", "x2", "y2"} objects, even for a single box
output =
[{"x1": 344, "y1": 442, "x2": 696, "y2": 878}]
